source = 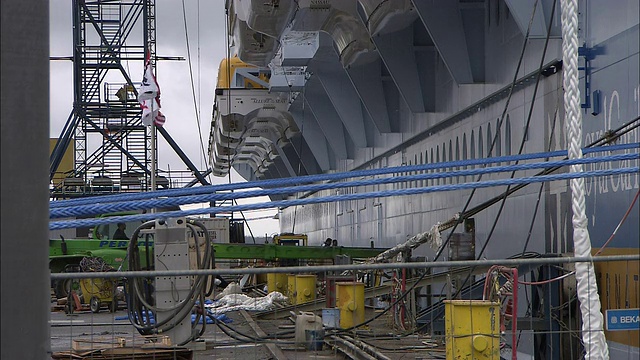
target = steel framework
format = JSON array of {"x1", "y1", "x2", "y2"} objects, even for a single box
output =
[{"x1": 50, "y1": 0, "x2": 208, "y2": 199}]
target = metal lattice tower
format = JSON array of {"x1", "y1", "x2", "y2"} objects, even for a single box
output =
[
  {"x1": 50, "y1": 0, "x2": 210, "y2": 199},
  {"x1": 50, "y1": 0, "x2": 155, "y2": 197}
]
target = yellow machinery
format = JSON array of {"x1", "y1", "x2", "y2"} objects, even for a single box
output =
[
  {"x1": 295, "y1": 274, "x2": 317, "y2": 304},
  {"x1": 267, "y1": 272, "x2": 288, "y2": 294},
  {"x1": 287, "y1": 274, "x2": 297, "y2": 304},
  {"x1": 444, "y1": 300, "x2": 500, "y2": 360},
  {"x1": 336, "y1": 282, "x2": 365, "y2": 329},
  {"x1": 272, "y1": 233, "x2": 308, "y2": 246},
  {"x1": 79, "y1": 277, "x2": 117, "y2": 313}
]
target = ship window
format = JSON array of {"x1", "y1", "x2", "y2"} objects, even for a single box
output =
[
  {"x1": 442, "y1": 142, "x2": 447, "y2": 184},
  {"x1": 487, "y1": 123, "x2": 493, "y2": 158},
  {"x1": 449, "y1": 140, "x2": 453, "y2": 184},
  {"x1": 419, "y1": 153, "x2": 424, "y2": 187},
  {"x1": 478, "y1": 126, "x2": 484, "y2": 159},
  {"x1": 436, "y1": 146, "x2": 440, "y2": 185},
  {"x1": 505, "y1": 116, "x2": 512, "y2": 162},
  {"x1": 430, "y1": 148, "x2": 434, "y2": 186},
  {"x1": 470, "y1": 130, "x2": 475, "y2": 164},
  {"x1": 496, "y1": 119, "x2": 502, "y2": 164},
  {"x1": 463, "y1": 134, "x2": 468, "y2": 182},
  {"x1": 455, "y1": 137, "x2": 460, "y2": 183},
  {"x1": 415, "y1": 154, "x2": 418, "y2": 188}
]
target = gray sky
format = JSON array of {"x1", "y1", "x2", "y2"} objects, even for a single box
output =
[{"x1": 49, "y1": 0, "x2": 280, "y2": 238}]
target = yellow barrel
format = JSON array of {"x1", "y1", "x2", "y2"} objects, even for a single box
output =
[
  {"x1": 256, "y1": 273, "x2": 268, "y2": 286},
  {"x1": 335, "y1": 282, "x2": 365, "y2": 329},
  {"x1": 287, "y1": 274, "x2": 297, "y2": 305},
  {"x1": 444, "y1": 300, "x2": 500, "y2": 360},
  {"x1": 267, "y1": 273, "x2": 287, "y2": 294},
  {"x1": 295, "y1": 274, "x2": 317, "y2": 304}
]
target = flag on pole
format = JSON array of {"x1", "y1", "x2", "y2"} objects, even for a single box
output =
[{"x1": 138, "y1": 51, "x2": 166, "y2": 127}]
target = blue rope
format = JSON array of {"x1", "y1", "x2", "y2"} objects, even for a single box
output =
[
  {"x1": 50, "y1": 142, "x2": 639, "y2": 209},
  {"x1": 49, "y1": 166, "x2": 638, "y2": 230},
  {"x1": 49, "y1": 153, "x2": 639, "y2": 219}
]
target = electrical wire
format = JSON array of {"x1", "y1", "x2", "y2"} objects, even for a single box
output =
[
  {"x1": 125, "y1": 218, "x2": 213, "y2": 341},
  {"x1": 181, "y1": 0, "x2": 208, "y2": 170},
  {"x1": 431, "y1": 0, "x2": 542, "y2": 264},
  {"x1": 519, "y1": 188, "x2": 639, "y2": 286}
]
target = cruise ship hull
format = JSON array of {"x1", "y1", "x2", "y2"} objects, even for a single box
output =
[{"x1": 210, "y1": 1, "x2": 639, "y2": 357}]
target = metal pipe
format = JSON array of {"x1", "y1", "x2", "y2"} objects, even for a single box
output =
[
  {"x1": 328, "y1": 336, "x2": 378, "y2": 360},
  {"x1": 50, "y1": 254, "x2": 640, "y2": 280},
  {"x1": 341, "y1": 335, "x2": 392, "y2": 360},
  {"x1": 371, "y1": 224, "x2": 440, "y2": 263}
]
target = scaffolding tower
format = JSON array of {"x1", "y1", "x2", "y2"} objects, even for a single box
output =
[{"x1": 50, "y1": 0, "x2": 208, "y2": 199}]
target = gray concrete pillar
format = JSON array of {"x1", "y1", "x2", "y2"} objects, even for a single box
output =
[{"x1": 1, "y1": 0, "x2": 51, "y2": 358}]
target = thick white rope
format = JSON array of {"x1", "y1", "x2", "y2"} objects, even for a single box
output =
[{"x1": 560, "y1": 0, "x2": 609, "y2": 358}]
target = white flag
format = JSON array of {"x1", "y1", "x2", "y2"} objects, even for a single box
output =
[
  {"x1": 138, "y1": 62, "x2": 159, "y2": 102},
  {"x1": 140, "y1": 98, "x2": 160, "y2": 126},
  {"x1": 138, "y1": 52, "x2": 166, "y2": 127}
]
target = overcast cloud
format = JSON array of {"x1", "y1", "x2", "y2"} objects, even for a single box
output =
[{"x1": 49, "y1": 0, "x2": 280, "y2": 238}]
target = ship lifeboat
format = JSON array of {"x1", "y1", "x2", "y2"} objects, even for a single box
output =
[{"x1": 210, "y1": 57, "x2": 299, "y2": 177}]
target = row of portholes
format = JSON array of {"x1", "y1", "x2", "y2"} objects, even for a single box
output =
[{"x1": 392, "y1": 117, "x2": 513, "y2": 190}]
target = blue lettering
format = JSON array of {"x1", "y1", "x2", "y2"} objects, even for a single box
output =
[
  {"x1": 117, "y1": 241, "x2": 127, "y2": 248},
  {"x1": 99, "y1": 241, "x2": 108, "y2": 247},
  {"x1": 109, "y1": 241, "x2": 116, "y2": 247}
]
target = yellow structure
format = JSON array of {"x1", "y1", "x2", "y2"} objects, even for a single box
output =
[
  {"x1": 287, "y1": 274, "x2": 297, "y2": 305},
  {"x1": 272, "y1": 233, "x2": 308, "y2": 246},
  {"x1": 335, "y1": 282, "x2": 365, "y2": 329},
  {"x1": 295, "y1": 274, "x2": 316, "y2": 304},
  {"x1": 216, "y1": 56, "x2": 269, "y2": 89},
  {"x1": 444, "y1": 300, "x2": 500, "y2": 360},
  {"x1": 49, "y1": 139, "x2": 75, "y2": 187},
  {"x1": 79, "y1": 277, "x2": 116, "y2": 313},
  {"x1": 267, "y1": 273, "x2": 288, "y2": 294}
]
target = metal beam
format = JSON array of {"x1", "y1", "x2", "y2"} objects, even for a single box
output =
[
  {"x1": 287, "y1": 138, "x2": 321, "y2": 175},
  {"x1": 414, "y1": 46, "x2": 437, "y2": 112},
  {"x1": 314, "y1": 61, "x2": 368, "y2": 147},
  {"x1": 212, "y1": 243, "x2": 385, "y2": 261},
  {"x1": 84, "y1": 117, "x2": 151, "y2": 175},
  {"x1": 371, "y1": 24, "x2": 425, "y2": 113},
  {"x1": 504, "y1": 0, "x2": 549, "y2": 38},
  {"x1": 345, "y1": 58, "x2": 392, "y2": 133},
  {"x1": 158, "y1": 127, "x2": 209, "y2": 186},
  {"x1": 239, "y1": 310, "x2": 288, "y2": 360},
  {"x1": 303, "y1": 77, "x2": 349, "y2": 159},
  {"x1": 289, "y1": 104, "x2": 332, "y2": 171},
  {"x1": 412, "y1": 0, "x2": 474, "y2": 84},
  {"x1": 184, "y1": 168, "x2": 212, "y2": 187}
]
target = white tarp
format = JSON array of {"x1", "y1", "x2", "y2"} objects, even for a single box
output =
[{"x1": 205, "y1": 291, "x2": 289, "y2": 314}]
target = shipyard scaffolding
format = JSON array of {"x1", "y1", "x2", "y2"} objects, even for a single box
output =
[{"x1": 49, "y1": 0, "x2": 208, "y2": 199}]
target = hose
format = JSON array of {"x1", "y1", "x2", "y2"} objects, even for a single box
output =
[{"x1": 125, "y1": 218, "x2": 214, "y2": 339}]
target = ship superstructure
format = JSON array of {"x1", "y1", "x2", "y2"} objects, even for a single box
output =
[{"x1": 208, "y1": 0, "x2": 639, "y2": 357}]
